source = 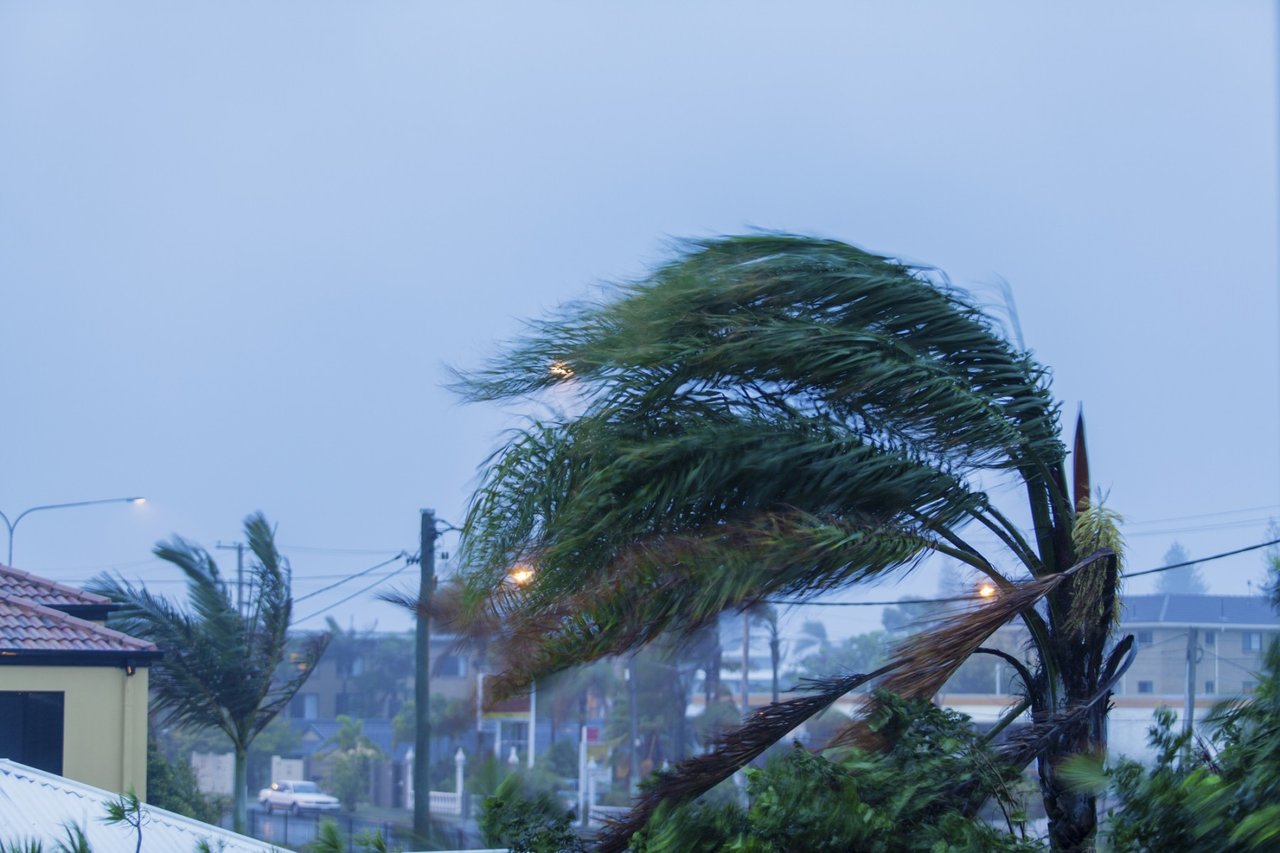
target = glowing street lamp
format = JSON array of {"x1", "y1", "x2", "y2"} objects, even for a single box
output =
[
  {"x1": 0, "y1": 496, "x2": 146, "y2": 566},
  {"x1": 508, "y1": 564, "x2": 535, "y2": 587},
  {"x1": 977, "y1": 581, "x2": 997, "y2": 600}
]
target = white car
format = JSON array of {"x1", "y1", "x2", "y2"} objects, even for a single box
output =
[{"x1": 258, "y1": 780, "x2": 341, "y2": 815}]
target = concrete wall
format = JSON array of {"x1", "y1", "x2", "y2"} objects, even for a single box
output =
[{"x1": 0, "y1": 664, "x2": 148, "y2": 798}]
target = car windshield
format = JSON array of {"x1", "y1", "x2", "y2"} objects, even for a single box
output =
[{"x1": 293, "y1": 782, "x2": 320, "y2": 793}]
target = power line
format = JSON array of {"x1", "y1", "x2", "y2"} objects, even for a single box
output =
[
  {"x1": 1123, "y1": 504, "x2": 1280, "y2": 527},
  {"x1": 769, "y1": 537, "x2": 1280, "y2": 607},
  {"x1": 293, "y1": 552, "x2": 407, "y2": 604},
  {"x1": 1124, "y1": 538, "x2": 1280, "y2": 578},
  {"x1": 293, "y1": 557, "x2": 413, "y2": 624}
]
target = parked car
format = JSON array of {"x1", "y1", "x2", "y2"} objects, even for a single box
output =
[{"x1": 258, "y1": 780, "x2": 341, "y2": 815}]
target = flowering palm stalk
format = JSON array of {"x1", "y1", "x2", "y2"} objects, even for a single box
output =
[{"x1": 454, "y1": 235, "x2": 1127, "y2": 851}]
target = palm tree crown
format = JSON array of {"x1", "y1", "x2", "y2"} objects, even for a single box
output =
[
  {"x1": 455, "y1": 235, "x2": 1126, "y2": 851},
  {"x1": 90, "y1": 512, "x2": 327, "y2": 833}
]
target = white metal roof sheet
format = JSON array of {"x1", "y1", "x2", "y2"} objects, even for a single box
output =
[{"x1": 0, "y1": 760, "x2": 281, "y2": 853}]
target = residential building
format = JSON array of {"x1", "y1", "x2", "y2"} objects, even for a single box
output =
[
  {"x1": 1107, "y1": 593, "x2": 1279, "y2": 759},
  {"x1": 0, "y1": 565, "x2": 159, "y2": 797}
]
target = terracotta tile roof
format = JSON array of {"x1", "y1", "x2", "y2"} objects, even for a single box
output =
[
  {"x1": 0, "y1": 595, "x2": 157, "y2": 655},
  {"x1": 0, "y1": 564, "x2": 111, "y2": 608}
]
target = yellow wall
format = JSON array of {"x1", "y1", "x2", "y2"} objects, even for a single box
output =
[{"x1": 0, "y1": 664, "x2": 148, "y2": 798}]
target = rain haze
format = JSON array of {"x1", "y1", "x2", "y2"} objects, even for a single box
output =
[{"x1": 1, "y1": 2, "x2": 1276, "y2": 643}]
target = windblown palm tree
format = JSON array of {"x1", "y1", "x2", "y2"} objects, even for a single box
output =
[
  {"x1": 90, "y1": 513, "x2": 327, "y2": 834},
  {"x1": 453, "y1": 235, "x2": 1131, "y2": 852}
]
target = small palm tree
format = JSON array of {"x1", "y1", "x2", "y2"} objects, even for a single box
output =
[
  {"x1": 90, "y1": 513, "x2": 327, "y2": 834},
  {"x1": 450, "y1": 236, "x2": 1132, "y2": 851}
]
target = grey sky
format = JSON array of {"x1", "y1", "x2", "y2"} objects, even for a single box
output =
[{"x1": 1, "y1": 2, "x2": 1276, "y2": 642}]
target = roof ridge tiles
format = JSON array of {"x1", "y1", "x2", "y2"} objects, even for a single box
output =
[
  {"x1": 0, "y1": 592, "x2": 157, "y2": 654},
  {"x1": 0, "y1": 563, "x2": 112, "y2": 606}
]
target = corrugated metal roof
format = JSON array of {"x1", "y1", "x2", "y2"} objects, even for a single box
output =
[
  {"x1": 0, "y1": 759, "x2": 282, "y2": 852},
  {"x1": 1121, "y1": 594, "x2": 1279, "y2": 627},
  {"x1": 0, "y1": 565, "x2": 110, "y2": 608},
  {"x1": 0, "y1": 596, "x2": 157, "y2": 653}
]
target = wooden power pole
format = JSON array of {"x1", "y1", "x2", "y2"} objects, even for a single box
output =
[{"x1": 414, "y1": 509, "x2": 437, "y2": 842}]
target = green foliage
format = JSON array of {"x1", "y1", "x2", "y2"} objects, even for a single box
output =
[
  {"x1": 793, "y1": 630, "x2": 886, "y2": 681},
  {"x1": 103, "y1": 789, "x2": 146, "y2": 853},
  {"x1": 146, "y1": 737, "x2": 218, "y2": 823},
  {"x1": 1103, "y1": 641, "x2": 1280, "y2": 851},
  {"x1": 309, "y1": 823, "x2": 397, "y2": 853},
  {"x1": 309, "y1": 820, "x2": 345, "y2": 853},
  {"x1": 320, "y1": 717, "x2": 384, "y2": 811},
  {"x1": 478, "y1": 772, "x2": 584, "y2": 853},
  {"x1": 632, "y1": 694, "x2": 1040, "y2": 852},
  {"x1": 315, "y1": 621, "x2": 415, "y2": 719},
  {"x1": 53, "y1": 824, "x2": 90, "y2": 853},
  {"x1": 540, "y1": 738, "x2": 579, "y2": 780},
  {"x1": 1100, "y1": 554, "x2": 1280, "y2": 850},
  {"x1": 0, "y1": 839, "x2": 46, "y2": 853},
  {"x1": 89, "y1": 513, "x2": 326, "y2": 834},
  {"x1": 694, "y1": 700, "x2": 741, "y2": 746},
  {"x1": 324, "y1": 750, "x2": 369, "y2": 813}
]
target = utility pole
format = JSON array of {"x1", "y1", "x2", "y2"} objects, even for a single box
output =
[
  {"x1": 627, "y1": 656, "x2": 639, "y2": 793},
  {"x1": 215, "y1": 541, "x2": 245, "y2": 615},
  {"x1": 1183, "y1": 627, "x2": 1199, "y2": 744},
  {"x1": 414, "y1": 509, "x2": 437, "y2": 842}
]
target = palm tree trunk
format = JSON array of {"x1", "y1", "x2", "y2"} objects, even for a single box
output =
[
  {"x1": 233, "y1": 743, "x2": 248, "y2": 834},
  {"x1": 1039, "y1": 699, "x2": 1103, "y2": 852}
]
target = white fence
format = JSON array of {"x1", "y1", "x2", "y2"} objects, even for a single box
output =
[{"x1": 429, "y1": 789, "x2": 464, "y2": 816}]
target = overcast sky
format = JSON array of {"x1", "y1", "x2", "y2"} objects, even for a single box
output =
[{"x1": 1, "y1": 2, "x2": 1276, "y2": 644}]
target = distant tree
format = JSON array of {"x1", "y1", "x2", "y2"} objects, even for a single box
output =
[
  {"x1": 1155, "y1": 542, "x2": 1208, "y2": 596},
  {"x1": 146, "y1": 737, "x2": 218, "y2": 823},
  {"x1": 790, "y1": 620, "x2": 829, "y2": 659},
  {"x1": 317, "y1": 618, "x2": 414, "y2": 719},
  {"x1": 323, "y1": 715, "x2": 384, "y2": 812},
  {"x1": 793, "y1": 631, "x2": 887, "y2": 683},
  {"x1": 90, "y1": 513, "x2": 327, "y2": 834}
]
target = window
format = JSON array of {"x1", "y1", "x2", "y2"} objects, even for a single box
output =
[
  {"x1": 1204, "y1": 680, "x2": 1215, "y2": 694},
  {"x1": 1243, "y1": 632, "x2": 1263, "y2": 653},
  {"x1": 435, "y1": 655, "x2": 468, "y2": 678},
  {"x1": 0, "y1": 692, "x2": 64, "y2": 775},
  {"x1": 1243, "y1": 680, "x2": 1257, "y2": 694},
  {"x1": 289, "y1": 693, "x2": 318, "y2": 720},
  {"x1": 1137, "y1": 681, "x2": 1154, "y2": 694},
  {"x1": 1204, "y1": 631, "x2": 1215, "y2": 647},
  {"x1": 1136, "y1": 631, "x2": 1153, "y2": 646}
]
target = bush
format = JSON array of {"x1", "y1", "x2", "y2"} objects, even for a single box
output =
[
  {"x1": 479, "y1": 772, "x2": 584, "y2": 853},
  {"x1": 146, "y1": 738, "x2": 218, "y2": 823},
  {"x1": 631, "y1": 692, "x2": 1042, "y2": 853}
]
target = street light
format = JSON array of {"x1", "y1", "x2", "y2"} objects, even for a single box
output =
[{"x1": 0, "y1": 496, "x2": 146, "y2": 566}]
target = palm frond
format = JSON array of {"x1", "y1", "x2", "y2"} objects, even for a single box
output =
[
  {"x1": 459, "y1": 235, "x2": 1063, "y2": 472},
  {"x1": 594, "y1": 665, "x2": 900, "y2": 853},
  {"x1": 827, "y1": 549, "x2": 1114, "y2": 750},
  {"x1": 990, "y1": 634, "x2": 1136, "y2": 773},
  {"x1": 476, "y1": 513, "x2": 945, "y2": 698}
]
